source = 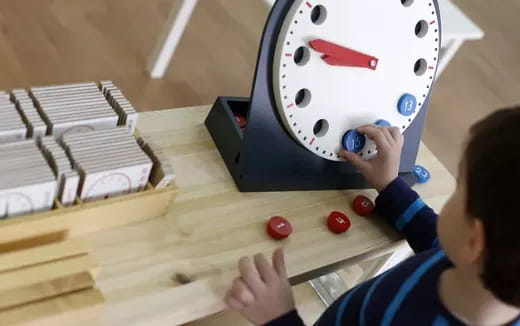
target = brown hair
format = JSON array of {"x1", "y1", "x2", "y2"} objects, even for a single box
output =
[{"x1": 465, "y1": 106, "x2": 520, "y2": 306}]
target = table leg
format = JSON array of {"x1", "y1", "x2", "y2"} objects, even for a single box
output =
[
  {"x1": 308, "y1": 273, "x2": 347, "y2": 307},
  {"x1": 308, "y1": 244, "x2": 412, "y2": 306},
  {"x1": 147, "y1": 0, "x2": 199, "y2": 79}
]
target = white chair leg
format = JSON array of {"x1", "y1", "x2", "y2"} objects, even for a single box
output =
[
  {"x1": 147, "y1": 0, "x2": 199, "y2": 79},
  {"x1": 437, "y1": 38, "x2": 464, "y2": 76}
]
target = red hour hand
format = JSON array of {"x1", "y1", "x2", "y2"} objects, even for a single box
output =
[{"x1": 309, "y1": 39, "x2": 379, "y2": 70}]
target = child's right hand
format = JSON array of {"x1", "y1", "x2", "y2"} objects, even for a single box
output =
[
  {"x1": 340, "y1": 125, "x2": 403, "y2": 192},
  {"x1": 225, "y1": 248, "x2": 295, "y2": 325}
]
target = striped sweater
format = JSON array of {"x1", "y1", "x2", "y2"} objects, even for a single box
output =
[{"x1": 267, "y1": 178, "x2": 520, "y2": 326}]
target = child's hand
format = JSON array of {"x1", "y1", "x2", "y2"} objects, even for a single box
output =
[
  {"x1": 340, "y1": 125, "x2": 403, "y2": 192},
  {"x1": 225, "y1": 248, "x2": 295, "y2": 325}
]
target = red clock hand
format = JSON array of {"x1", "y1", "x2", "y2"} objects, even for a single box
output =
[{"x1": 309, "y1": 39, "x2": 379, "y2": 70}]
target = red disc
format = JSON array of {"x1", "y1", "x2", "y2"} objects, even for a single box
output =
[
  {"x1": 352, "y1": 195, "x2": 375, "y2": 217},
  {"x1": 234, "y1": 114, "x2": 247, "y2": 128},
  {"x1": 327, "y1": 211, "x2": 351, "y2": 234},
  {"x1": 267, "y1": 216, "x2": 292, "y2": 240}
]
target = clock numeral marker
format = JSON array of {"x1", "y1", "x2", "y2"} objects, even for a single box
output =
[
  {"x1": 430, "y1": 20, "x2": 436, "y2": 25},
  {"x1": 428, "y1": 66, "x2": 435, "y2": 70},
  {"x1": 310, "y1": 137, "x2": 316, "y2": 145},
  {"x1": 306, "y1": 1, "x2": 313, "y2": 8},
  {"x1": 287, "y1": 103, "x2": 294, "y2": 109},
  {"x1": 285, "y1": 53, "x2": 293, "y2": 57}
]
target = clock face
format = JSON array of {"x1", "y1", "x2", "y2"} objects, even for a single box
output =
[
  {"x1": 62, "y1": 125, "x2": 95, "y2": 138},
  {"x1": 85, "y1": 172, "x2": 132, "y2": 200},
  {"x1": 273, "y1": 0, "x2": 440, "y2": 161},
  {"x1": 0, "y1": 193, "x2": 34, "y2": 218}
]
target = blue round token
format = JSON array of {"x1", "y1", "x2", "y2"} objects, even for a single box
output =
[
  {"x1": 414, "y1": 165, "x2": 431, "y2": 184},
  {"x1": 398, "y1": 94, "x2": 417, "y2": 116},
  {"x1": 375, "y1": 119, "x2": 391, "y2": 127},
  {"x1": 342, "y1": 130, "x2": 366, "y2": 152}
]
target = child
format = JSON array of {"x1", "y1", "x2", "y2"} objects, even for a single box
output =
[{"x1": 225, "y1": 107, "x2": 520, "y2": 325}]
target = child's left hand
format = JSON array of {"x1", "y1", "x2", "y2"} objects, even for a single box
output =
[{"x1": 225, "y1": 248, "x2": 295, "y2": 325}]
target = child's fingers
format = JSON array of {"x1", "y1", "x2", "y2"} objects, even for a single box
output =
[
  {"x1": 231, "y1": 277, "x2": 255, "y2": 306},
  {"x1": 254, "y1": 253, "x2": 277, "y2": 285},
  {"x1": 272, "y1": 247, "x2": 287, "y2": 278},
  {"x1": 388, "y1": 127, "x2": 403, "y2": 145},
  {"x1": 340, "y1": 150, "x2": 370, "y2": 172},
  {"x1": 357, "y1": 125, "x2": 390, "y2": 150},
  {"x1": 381, "y1": 127, "x2": 394, "y2": 144},
  {"x1": 239, "y1": 257, "x2": 265, "y2": 293},
  {"x1": 225, "y1": 289, "x2": 245, "y2": 311}
]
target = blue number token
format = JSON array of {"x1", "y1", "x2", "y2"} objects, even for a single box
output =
[
  {"x1": 398, "y1": 94, "x2": 417, "y2": 116},
  {"x1": 375, "y1": 119, "x2": 391, "y2": 127},
  {"x1": 342, "y1": 130, "x2": 366, "y2": 152},
  {"x1": 414, "y1": 165, "x2": 431, "y2": 184}
]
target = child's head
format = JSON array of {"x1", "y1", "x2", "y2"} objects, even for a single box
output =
[{"x1": 437, "y1": 106, "x2": 520, "y2": 306}]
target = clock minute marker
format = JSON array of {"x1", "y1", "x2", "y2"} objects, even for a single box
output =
[{"x1": 309, "y1": 39, "x2": 379, "y2": 70}]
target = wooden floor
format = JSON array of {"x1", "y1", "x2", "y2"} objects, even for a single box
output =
[{"x1": 0, "y1": 0, "x2": 518, "y2": 173}]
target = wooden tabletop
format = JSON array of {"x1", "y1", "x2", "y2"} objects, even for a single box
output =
[{"x1": 84, "y1": 106, "x2": 455, "y2": 326}]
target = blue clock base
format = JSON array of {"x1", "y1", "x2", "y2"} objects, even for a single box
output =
[{"x1": 205, "y1": 96, "x2": 418, "y2": 192}]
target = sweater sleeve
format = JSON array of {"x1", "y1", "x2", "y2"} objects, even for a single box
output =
[
  {"x1": 375, "y1": 177, "x2": 440, "y2": 253},
  {"x1": 264, "y1": 309, "x2": 306, "y2": 326}
]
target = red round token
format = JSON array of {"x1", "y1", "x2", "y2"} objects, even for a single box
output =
[
  {"x1": 327, "y1": 211, "x2": 351, "y2": 234},
  {"x1": 352, "y1": 195, "x2": 375, "y2": 217},
  {"x1": 267, "y1": 216, "x2": 292, "y2": 240},
  {"x1": 234, "y1": 114, "x2": 247, "y2": 129}
]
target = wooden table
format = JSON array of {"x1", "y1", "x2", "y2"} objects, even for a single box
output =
[{"x1": 84, "y1": 106, "x2": 455, "y2": 325}]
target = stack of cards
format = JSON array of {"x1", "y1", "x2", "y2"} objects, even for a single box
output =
[
  {"x1": 11, "y1": 89, "x2": 48, "y2": 138},
  {"x1": 61, "y1": 128, "x2": 153, "y2": 202},
  {"x1": 30, "y1": 82, "x2": 119, "y2": 139},
  {"x1": 99, "y1": 81, "x2": 138, "y2": 134},
  {"x1": 0, "y1": 140, "x2": 57, "y2": 218},
  {"x1": 0, "y1": 91, "x2": 27, "y2": 143},
  {"x1": 38, "y1": 136, "x2": 79, "y2": 206},
  {"x1": 138, "y1": 136, "x2": 175, "y2": 189}
]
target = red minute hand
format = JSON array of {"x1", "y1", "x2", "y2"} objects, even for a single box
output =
[{"x1": 309, "y1": 39, "x2": 379, "y2": 70}]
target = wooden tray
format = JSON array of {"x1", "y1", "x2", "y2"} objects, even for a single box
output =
[{"x1": 0, "y1": 183, "x2": 177, "y2": 246}]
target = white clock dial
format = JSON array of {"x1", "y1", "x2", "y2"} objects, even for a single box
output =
[
  {"x1": 273, "y1": 0, "x2": 440, "y2": 161},
  {"x1": 85, "y1": 173, "x2": 132, "y2": 201}
]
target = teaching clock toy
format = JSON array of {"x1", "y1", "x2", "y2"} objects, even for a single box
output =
[{"x1": 206, "y1": 0, "x2": 441, "y2": 192}]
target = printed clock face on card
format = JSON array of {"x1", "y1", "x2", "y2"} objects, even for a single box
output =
[
  {"x1": 0, "y1": 193, "x2": 34, "y2": 218},
  {"x1": 273, "y1": 0, "x2": 440, "y2": 160},
  {"x1": 85, "y1": 172, "x2": 132, "y2": 200}
]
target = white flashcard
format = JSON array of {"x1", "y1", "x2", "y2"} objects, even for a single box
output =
[
  {"x1": 0, "y1": 181, "x2": 56, "y2": 216},
  {"x1": 0, "y1": 128, "x2": 27, "y2": 143},
  {"x1": 51, "y1": 115, "x2": 119, "y2": 139},
  {"x1": 30, "y1": 82, "x2": 98, "y2": 93},
  {"x1": 79, "y1": 162, "x2": 152, "y2": 202},
  {"x1": 60, "y1": 171, "x2": 80, "y2": 206}
]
